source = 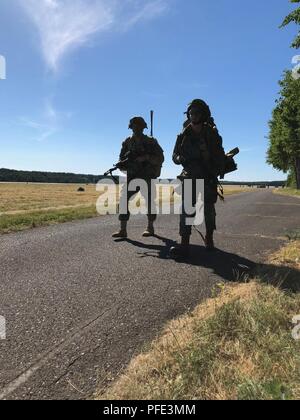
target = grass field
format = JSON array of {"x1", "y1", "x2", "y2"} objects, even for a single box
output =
[
  {"x1": 0, "y1": 183, "x2": 254, "y2": 234},
  {"x1": 0, "y1": 183, "x2": 102, "y2": 234},
  {"x1": 97, "y1": 240, "x2": 300, "y2": 400},
  {"x1": 0, "y1": 183, "x2": 101, "y2": 213},
  {"x1": 274, "y1": 188, "x2": 300, "y2": 198}
]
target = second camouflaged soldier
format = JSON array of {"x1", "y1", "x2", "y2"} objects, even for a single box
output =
[
  {"x1": 112, "y1": 117, "x2": 164, "y2": 239},
  {"x1": 170, "y1": 99, "x2": 226, "y2": 258}
]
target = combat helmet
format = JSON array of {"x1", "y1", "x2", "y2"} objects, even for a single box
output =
[
  {"x1": 128, "y1": 117, "x2": 148, "y2": 130},
  {"x1": 185, "y1": 99, "x2": 212, "y2": 122}
]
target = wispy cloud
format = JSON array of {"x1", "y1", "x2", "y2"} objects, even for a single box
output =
[
  {"x1": 21, "y1": 0, "x2": 169, "y2": 72},
  {"x1": 20, "y1": 116, "x2": 57, "y2": 142},
  {"x1": 19, "y1": 99, "x2": 71, "y2": 142},
  {"x1": 121, "y1": 0, "x2": 169, "y2": 30}
]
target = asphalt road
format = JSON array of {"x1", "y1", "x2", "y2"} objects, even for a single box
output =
[{"x1": 0, "y1": 190, "x2": 299, "y2": 400}]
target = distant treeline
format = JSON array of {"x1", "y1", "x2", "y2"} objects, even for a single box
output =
[
  {"x1": 221, "y1": 181, "x2": 286, "y2": 187},
  {"x1": 0, "y1": 168, "x2": 286, "y2": 187},
  {"x1": 0, "y1": 168, "x2": 104, "y2": 184}
]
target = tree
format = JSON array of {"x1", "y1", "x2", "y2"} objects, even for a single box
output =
[
  {"x1": 267, "y1": 71, "x2": 300, "y2": 189},
  {"x1": 281, "y1": 0, "x2": 300, "y2": 48}
]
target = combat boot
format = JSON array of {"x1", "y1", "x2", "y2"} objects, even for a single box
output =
[
  {"x1": 205, "y1": 231, "x2": 215, "y2": 252},
  {"x1": 142, "y1": 221, "x2": 155, "y2": 237},
  {"x1": 169, "y1": 235, "x2": 190, "y2": 259},
  {"x1": 112, "y1": 221, "x2": 128, "y2": 239}
]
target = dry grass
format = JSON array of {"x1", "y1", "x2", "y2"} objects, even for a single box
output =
[
  {"x1": 0, "y1": 183, "x2": 108, "y2": 233},
  {"x1": 268, "y1": 240, "x2": 300, "y2": 270},
  {"x1": 222, "y1": 186, "x2": 255, "y2": 195},
  {"x1": 0, "y1": 183, "x2": 101, "y2": 213},
  {"x1": 96, "y1": 242, "x2": 300, "y2": 401},
  {"x1": 273, "y1": 188, "x2": 300, "y2": 198},
  {"x1": 0, "y1": 183, "x2": 251, "y2": 234},
  {"x1": 0, "y1": 183, "x2": 252, "y2": 214}
]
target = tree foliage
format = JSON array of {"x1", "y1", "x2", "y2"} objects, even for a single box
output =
[
  {"x1": 0, "y1": 168, "x2": 104, "y2": 184},
  {"x1": 281, "y1": 0, "x2": 300, "y2": 48},
  {"x1": 267, "y1": 71, "x2": 300, "y2": 188}
]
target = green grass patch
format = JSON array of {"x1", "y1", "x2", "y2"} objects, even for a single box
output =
[
  {"x1": 274, "y1": 188, "x2": 300, "y2": 198},
  {"x1": 98, "y1": 282, "x2": 300, "y2": 400},
  {"x1": 179, "y1": 287, "x2": 300, "y2": 400},
  {"x1": 0, "y1": 206, "x2": 99, "y2": 234},
  {"x1": 286, "y1": 230, "x2": 300, "y2": 241}
]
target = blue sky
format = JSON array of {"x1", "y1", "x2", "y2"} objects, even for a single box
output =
[{"x1": 0, "y1": 0, "x2": 298, "y2": 181}]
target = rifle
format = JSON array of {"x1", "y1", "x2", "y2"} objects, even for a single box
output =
[
  {"x1": 103, "y1": 150, "x2": 142, "y2": 181},
  {"x1": 103, "y1": 152, "x2": 131, "y2": 181}
]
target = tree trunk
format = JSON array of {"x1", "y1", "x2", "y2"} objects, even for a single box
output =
[{"x1": 296, "y1": 158, "x2": 300, "y2": 190}]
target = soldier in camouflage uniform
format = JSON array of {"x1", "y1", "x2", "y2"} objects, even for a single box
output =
[
  {"x1": 170, "y1": 100, "x2": 225, "y2": 258},
  {"x1": 112, "y1": 117, "x2": 164, "y2": 239}
]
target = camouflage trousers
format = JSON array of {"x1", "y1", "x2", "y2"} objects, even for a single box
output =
[
  {"x1": 179, "y1": 177, "x2": 217, "y2": 237},
  {"x1": 119, "y1": 178, "x2": 157, "y2": 222}
]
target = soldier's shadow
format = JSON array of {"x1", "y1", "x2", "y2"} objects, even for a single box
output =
[
  {"x1": 122, "y1": 235, "x2": 176, "y2": 260},
  {"x1": 123, "y1": 236, "x2": 300, "y2": 293}
]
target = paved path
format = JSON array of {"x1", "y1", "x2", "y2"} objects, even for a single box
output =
[{"x1": 0, "y1": 190, "x2": 299, "y2": 400}]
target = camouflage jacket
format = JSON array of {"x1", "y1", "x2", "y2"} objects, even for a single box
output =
[
  {"x1": 119, "y1": 135, "x2": 164, "y2": 179},
  {"x1": 172, "y1": 124, "x2": 225, "y2": 179}
]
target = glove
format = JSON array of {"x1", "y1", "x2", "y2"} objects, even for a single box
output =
[{"x1": 174, "y1": 155, "x2": 186, "y2": 165}]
